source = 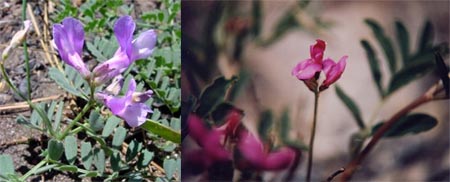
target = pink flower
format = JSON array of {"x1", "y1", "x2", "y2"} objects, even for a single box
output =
[
  {"x1": 184, "y1": 115, "x2": 231, "y2": 171},
  {"x1": 292, "y1": 39, "x2": 347, "y2": 91},
  {"x1": 320, "y1": 56, "x2": 347, "y2": 91},
  {"x1": 236, "y1": 132, "x2": 296, "y2": 171}
]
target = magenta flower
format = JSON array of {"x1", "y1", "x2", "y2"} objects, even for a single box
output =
[
  {"x1": 236, "y1": 132, "x2": 296, "y2": 171},
  {"x1": 320, "y1": 56, "x2": 347, "y2": 90},
  {"x1": 93, "y1": 16, "x2": 157, "y2": 85},
  {"x1": 53, "y1": 17, "x2": 90, "y2": 78},
  {"x1": 183, "y1": 114, "x2": 231, "y2": 172},
  {"x1": 96, "y1": 78, "x2": 153, "y2": 127},
  {"x1": 188, "y1": 114, "x2": 230, "y2": 162},
  {"x1": 292, "y1": 39, "x2": 347, "y2": 91}
]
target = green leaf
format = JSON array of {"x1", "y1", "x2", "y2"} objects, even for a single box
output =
[
  {"x1": 387, "y1": 60, "x2": 435, "y2": 94},
  {"x1": 418, "y1": 20, "x2": 434, "y2": 52},
  {"x1": 48, "y1": 139, "x2": 64, "y2": 161},
  {"x1": 101, "y1": 116, "x2": 121, "y2": 137},
  {"x1": 258, "y1": 110, "x2": 273, "y2": 142},
  {"x1": 335, "y1": 85, "x2": 365, "y2": 129},
  {"x1": 93, "y1": 148, "x2": 105, "y2": 175},
  {"x1": 112, "y1": 126, "x2": 127, "y2": 149},
  {"x1": 88, "y1": 110, "x2": 104, "y2": 132},
  {"x1": 48, "y1": 67, "x2": 83, "y2": 98},
  {"x1": 163, "y1": 158, "x2": 177, "y2": 179},
  {"x1": 142, "y1": 119, "x2": 181, "y2": 144},
  {"x1": 361, "y1": 40, "x2": 384, "y2": 98},
  {"x1": 395, "y1": 21, "x2": 410, "y2": 65},
  {"x1": 126, "y1": 140, "x2": 142, "y2": 162},
  {"x1": 53, "y1": 101, "x2": 64, "y2": 131},
  {"x1": 262, "y1": 11, "x2": 299, "y2": 46},
  {"x1": 365, "y1": 19, "x2": 397, "y2": 73},
  {"x1": 372, "y1": 113, "x2": 438, "y2": 138},
  {"x1": 197, "y1": 76, "x2": 236, "y2": 117},
  {"x1": 110, "y1": 151, "x2": 121, "y2": 172},
  {"x1": 434, "y1": 52, "x2": 449, "y2": 96},
  {"x1": 251, "y1": 0, "x2": 262, "y2": 37},
  {"x1": 56, "y1": 165, "x2": 78, "y2": 172},
  {"x1": 81, "y1": 142, "x2": 93, "y2": 170},
  {"x1": 137, "y1": 149, "x2": 154, "y2": 169},
  {"x1": 64, "y1": 135, "x2": 77, "y2": 164},
  {"x1": 79, "y1": 171, "x2": 98, "y2": 178},
  {"x1": 0, "y1": 155, "x2": 15, "y2": 176}
]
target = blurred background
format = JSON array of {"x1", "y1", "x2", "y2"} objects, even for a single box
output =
[{"x1": 182, "y1": 1, "x2": 449, "y2": 181}]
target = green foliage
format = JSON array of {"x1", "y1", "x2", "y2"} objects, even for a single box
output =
[
  {"x1": 372, "y1": 113, "x2": 438, "y2": 138},
  {"x1": 196, "y1": 76, "x2": 237, "y2": 117},
  {"x1": 141, "y1": 120, "x2": 181, "y2": 144},
  {"x1": 48, "y1": 139, "x2": 64, "y2": 161},
  {"x1": 335, "y1": 85, "x2": 365, "y2": 129},
  {"x1": 0, "y1": 155, "x2": 15, "y2": 177},
  {"x1": 49, "y1": 66, "x2": 89, "y2": 100},
  {"x1": 362, "y1": 19, "x2": 449, "y2": 96},
  {"x1": 434, "y1": 53, "x2": 449, "y2": 96},
  {"x1": 64, "y1": 136, "x2": 78, "y2": 164},
  {"x1": 365, "y1": 19, "x2": 397, "y2": 74},
  {"x1": 361, "y1": 40, "x2": 384, "y2": 98}
]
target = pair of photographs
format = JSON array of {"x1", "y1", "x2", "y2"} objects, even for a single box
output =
[{"x1": 0, "y1": 1, "x2": 449, "y2": 182}]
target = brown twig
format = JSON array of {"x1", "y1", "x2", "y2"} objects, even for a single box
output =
[
  {"x1": 339, "y1": 82, "x2": 445, "y2": 181},
  {"x1": 326, "y1": 168, "x2": 345, "y2": 182},
  {"x1": 0, "y1": 94, "x2": 61, "y2": 113}
]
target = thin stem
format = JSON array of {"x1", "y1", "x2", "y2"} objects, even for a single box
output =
[
  {"x1": 339, "y1": 92, "x2": 433, "y2": 181},
  {"x1": 1, "y1": 63, "x2": 55, "y2": 136},
  {"x1": 306, "y1": 92, "x2": 319, "y2": 182},
  {"x1": 19, "y1": 159, "x2": 47, "y2": 181},
  {"x1": 21, "y1": 0, "x2": 31, "y2": 100},
  {"x1": 58, "y1": 101, "x2": 93, "y2": 140}
]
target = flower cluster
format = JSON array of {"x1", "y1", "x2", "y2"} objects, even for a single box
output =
[
  {"x1": 53, "y1": 16, "x2": 156, "y2": 127},
  {"x1": 292, "y1": 39, "x2": 347, "y2": 92},
  {"x1": 184, "y1": 110, "x2": 297, "y2": 172}
]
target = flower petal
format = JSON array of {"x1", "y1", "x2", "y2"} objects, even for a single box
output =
[
  {"x1": 114, "y1": 16, "x2": 135, "y2": 60},
  {"x1": 262, "y1": 147, "x2": 296, "y2": 170},
  {"x1": 320, "y1": 56, "x2": 347, "y2": 90},
  {"x1": 131, "y1": 29, "x2": 157, "y2": 61},
  {"x1": 310, "y1": 39, "x2": 326, "y2": 62},
  {"x1": 53, "y1": 17, "x2": 89, "y2": 77},
  {"x1": 187, "y1": 115, "x2": 209, "y2": 145},
  {"x1": 119, "y1": 103, "x2": 152, "y2": 127},
  {"x1": 292, "y1": 59, "x2": 322, "y2": 80},
  {"x1": 237, "y1": 132, "x2": 266, "y2": 168},
  {"x1": 92, "y1": 50, "x2": 129, "y2": 85}
]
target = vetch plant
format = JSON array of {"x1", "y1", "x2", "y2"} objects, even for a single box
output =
[
  {"x1": 292, "y1": 39, "x2": 347, "y2": 182},
  {"x1": 0, "y1": 4, "x2": 181, "y2": 181}
]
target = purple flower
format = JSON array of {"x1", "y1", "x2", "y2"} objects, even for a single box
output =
[
  {"x1": 292, "y1": 39, "x2": 347, "y2": 91},
  {"x1": 236, "y1": 132, "x2": 296, "y2": 171},
  {"x1": 53, "y1": 17, "x2": 90, "y2": 78},
  {"x1": 96, "y1": 78, "x2": 153, "y2": 127},
  {"x1": 93, "y1": 16, "x2": 157, "y2": 85}
]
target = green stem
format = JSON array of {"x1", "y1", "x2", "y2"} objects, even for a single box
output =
[
  {"x1": 21, "y1": 0, "x2": 31, "y2": 100},
  {"x1": 58, "y1": 82, "x2": 96, "y2": 140},
  {"x1": 58, "y1": 101, "x2": 93, "y2": 140},
  {"x1": 19, "y1": 159, "x2": 46, "y2": 181},
  {"x1": 1, "y1": 63, "x2": 55, "y2": 136},
  {"x1": 306, "y1": 92, "x2": 319, "y2": 182}
]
